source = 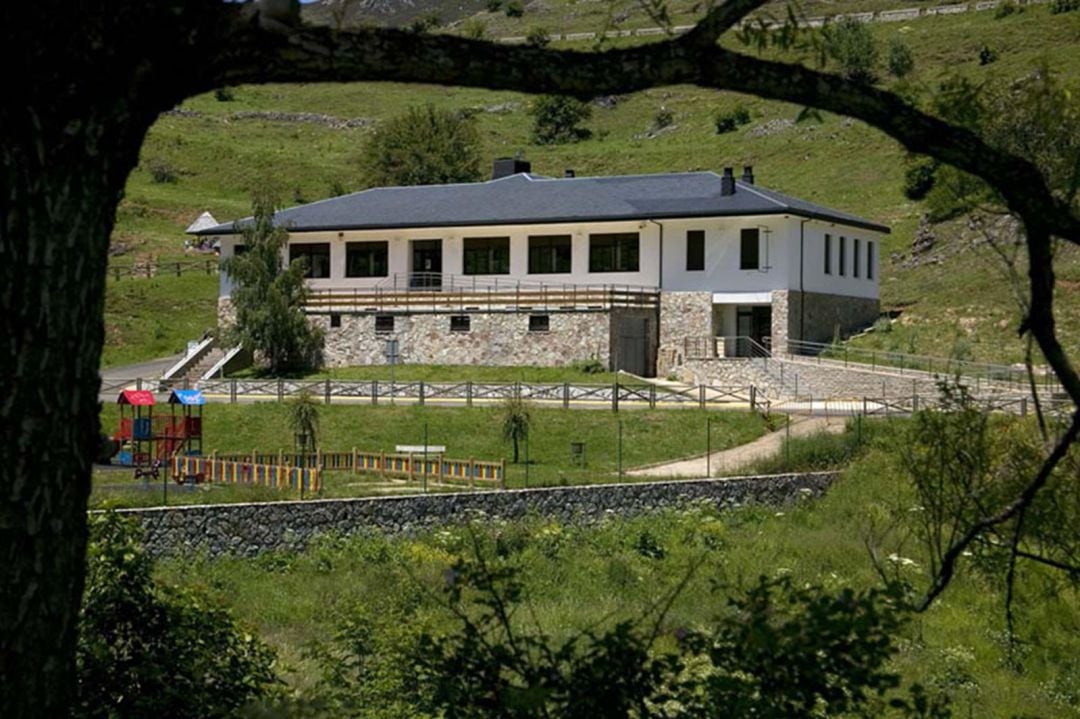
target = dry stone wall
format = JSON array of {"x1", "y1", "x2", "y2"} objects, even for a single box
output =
[
  {"x1": 116, "y1": 473, "x2": 835, "y2": 558},
  {"x1": 657, "y1": 292, "x2": 713, "y2": 376}
]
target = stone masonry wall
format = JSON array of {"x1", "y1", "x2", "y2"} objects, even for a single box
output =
[
  {"x1": 314, "y1": 311, "x2": 612, "y2": 368},
  {"x1": 657, "y1": 292, "x2": 713, "y2": 376},
  {"x1": 114, "y1": 472, "x2": 835, "y2": 558},
  {"x1": 786, "y1": 291, "x2": 879, "y2": 346}
]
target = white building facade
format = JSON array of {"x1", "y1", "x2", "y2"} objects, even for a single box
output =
[{"x1": 198, "y1": 163, "x2": 887, "y2": 377}]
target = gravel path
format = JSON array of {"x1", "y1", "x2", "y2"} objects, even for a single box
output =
[{"x1": 627, "y1": 415, "x2": 846, "y2": 479}]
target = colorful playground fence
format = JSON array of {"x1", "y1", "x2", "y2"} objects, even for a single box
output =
[
  {"x1": 214, "y1": 449, "x2": 504, "y2": 488},
  {"x1": 171, "y1": 455, "x2": 320, "y2": 493}
]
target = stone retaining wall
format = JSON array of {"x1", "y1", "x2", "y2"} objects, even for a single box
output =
[{"x1": 115, "y1": 473, "x2": 835, "y2": 557}]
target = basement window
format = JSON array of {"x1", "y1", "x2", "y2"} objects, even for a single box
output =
[
  {"x1": 330, "y1": 313, "x2": 342, "y2": 328},
  {"x1": 867, "y1": 241, "x2": 875, "y2": 280},
  {"x1": 824, "y1": 234, "x2": 832, "y2": 275},
  {"x1": 853, "y1": 239, "x2": 861, "y2": 278},
  {"x1": 375, "y1": 314, "x2": 395, "y2": 333},
  {"x1": 450, "y1": 315, "x2": 471, "y2": 332},
  {"x1": 839, "y1": 237, "x2": 847, "y2": 277},
  {"x1": 739, "y1": 228, "x2": 760, "y2": 270},
  {"x1": 528, "y1": 314, "x2": 550, "y2": 332}
]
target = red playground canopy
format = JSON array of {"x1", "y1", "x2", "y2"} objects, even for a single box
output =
[{"x1": 117, "y1": 389, "x2": 155, "y2": 405}]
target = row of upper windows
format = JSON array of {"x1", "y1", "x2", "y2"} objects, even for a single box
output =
[
  {"x1": 823, "y1": 234, "x2": 876, "y2": 280},
  {"x1": 283, "y1": 233, "x2": 641, "y2": 279}
]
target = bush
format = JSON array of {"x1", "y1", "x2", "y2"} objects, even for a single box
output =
[
  {"x1": 994, "y1": 0, "x2": 1021, "y2": 18},
  {"x1": 504, "y1": 0, "x2": 524, "y2": 17},
  {"x1": 214, "y1": 86, "x2": 235, "y2": 102},
  {"x1": 887, "y1": 40, "x2": 915, "y2": 79},
  {"x1": 714, "y1": 105, "x2": 751, "y2": 134},
  {"x1": 823, "y1": 17, "x2": 879, "y2": 84},
  {"x1": 526, "y1": 26, "x2": 551, "y2": 47},
  {"x1": 653, "y1": 106, "x2": 675, "y2": 129},
  {"x1": 1051, "y1": 0, "x2": 1079, "y2": 14},
  {"x1": 485, "y1": 0, "x2": 502, "y2": 11},
  {"x1": 147, "y1": 160, "x2": 178, "y2": 184},
  {"x1": 77, "y1": 513, "x2": 277, "y2": 719},
  {"x1": 979, "y1": 45, "x2": 998, "y2": 65},
  {"x1": 570, "y1": 357, "x2": 606, "y2": 375},
  {"x1": 361, "y1": 105, "x2": 483, "y2": 187},
  {"x1": 529, "y1": 94, "x2": 592, "y2": 144},
  {"x1": 462, "y1": 18, "x2": 487, "y2": 39},
  {"x1": 408, "y1": 12, "x2": 441, "y2": 33},
  {"x1": 903, "y1": 158, "x2": 939, "y2": 200}
]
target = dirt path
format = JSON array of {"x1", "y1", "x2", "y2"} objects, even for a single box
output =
[{"x1": 626, "y1": 415, "x2": 846, "y2": 479}]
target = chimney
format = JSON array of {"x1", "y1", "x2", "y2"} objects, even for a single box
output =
[
  {"x1": 492, "y1": 157, "x2": 532, "y2": 180},
  {"x1": 741, "y1": 165, "x2": 755, "y2": 185},
  {"x1": 720, "y1": 167, "x2": 736, "y2": 196},
  {"x1": 564, "y1": 169, "x2": 576, "y2": 178}
]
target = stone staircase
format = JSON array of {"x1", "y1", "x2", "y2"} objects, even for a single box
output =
[{"x1": 182, "y1": 347, "x2": 227, "y2": 383}]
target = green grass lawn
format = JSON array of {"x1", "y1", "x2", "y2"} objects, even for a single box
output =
[
  {"x1": 103, "y1": 5, "x2": 1080, "y2": 367},
  {"x1": 156, "y1": 416, "x2": 1080, "y2": 717},
  {"x1": 94, "y1": 404, "x2": 769, "y2": 507}
]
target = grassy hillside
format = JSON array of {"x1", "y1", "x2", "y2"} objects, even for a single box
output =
[
  {"x1": 105, "y1": 4, "x2": 1080, "y2": 366},
  {"x1": 158, "y1": 419, "x2": 1080, "y2": 717}
]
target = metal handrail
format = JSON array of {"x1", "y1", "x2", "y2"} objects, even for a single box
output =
[{"x1": 779, "y1": 337, "x2": 1061, "y2": 391}]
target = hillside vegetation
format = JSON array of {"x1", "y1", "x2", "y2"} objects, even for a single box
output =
[{"x1": 106, "y1": 4, "x2": 1080, "y2": 366}]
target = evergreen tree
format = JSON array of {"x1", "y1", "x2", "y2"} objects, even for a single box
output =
[{"x1": 361, "y1": 105, "x2": 483, "y2": 187}]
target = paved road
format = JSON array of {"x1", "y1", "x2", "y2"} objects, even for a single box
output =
[{"x1": 100, "y1": 355, "x2": 182, "y2": 383}]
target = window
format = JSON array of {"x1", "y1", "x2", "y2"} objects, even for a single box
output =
[
  {"x1": 289, "y1": 243, "x2": 331, "y2": 279},
  {"x1": 345, "y1": 241, "x2": 388, "y2": 278},
  {"x1": 867, "y1": 241, "x2": 875, "y2": 280},
  {"x1": 528, "y1": 314, "x2": 550, "y2": 332},
  {"x1": 463, "y1": 237, "x2": 510, "y2": 275},
  {"x1": 589, "y1": 232, "x2": 639, "y2": 273},
  {"x1": 686, "y1": 230, "x2": 705, "y2": 271},
  {"x1": 824, "y1": 234, "x2": 832, "y2": 275},
  {"x1": 853, "y1": 239, "x2": 861, "y2": 278},
  {"x1": 450, "y1": 315, "x2": 470, "y2": 332},
  {"x1": 375, "y1": 314, "x2": 394, "y2": 333},
  {"x1": 739, "y1": 228, "x2": 760, "y2": 270},
  {"x1": 330, "y1": 313, "x2": 341, "y2": 328},
  {"x1": 838, "y1": 236, "x2": 847, "y2": 277},
  {"x1": 528, "y1": 235, "x2": 572, "y2": 274}
]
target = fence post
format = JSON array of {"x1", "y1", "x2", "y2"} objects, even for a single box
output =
[
  {"x1": 324, "y1": 378, "x2": 331, "y2": 405},
  {"x1": 699, "y1": 384, "x2": 706, "y2": 409},
  {"x1": 1021, "y1": 397, "x2": 1028, "y2": 417},
  {"x1": 749, "y1": 385, "x2": 757, "y2": 412},
  {"x1": 500, "y1": 459, "x2": 506, "y2": 490},
  {"x1": 278, "y1": 448, "x2": 284, "y2": 467},
  {"x1": 470, "y1": 458, "x2": 476, "y2": 490},
  {"x1": 372, "y1": 379, "x2": 379, "y2": 406},
  {"x1": 563, "y1": 382, "x2": 570, "y2": 409},
  {"x1": 277, "y1": 379, "x2": 284, "y2": 402},
  {"x1": 231, "y1": 378, "x2": 237, "y2": 404},
  {"x1": 466, "y1": 380, "x2": 473, "y2": 407},
  {"x1": 419, "y1": 381, "x2": 425, "y2": 406},
  {"x1": 612, "y1": 381, "x2": 619, "y2": 412},
  {"x1": 316, "y1": 448, "x2": 322, "y2": 470},
  {"x1": 136, "y1": 377, "x2": 143, "y2": 391},
  {"x1": 649, "y1": 385, "x2": 656, "y2": 409}
]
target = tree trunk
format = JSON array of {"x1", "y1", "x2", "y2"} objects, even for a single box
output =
[{"x1": 0, "y1": 100, "x2": 150, "y2": 719}]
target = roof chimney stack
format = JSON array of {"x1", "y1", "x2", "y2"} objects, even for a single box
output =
[
  {"x1": 492, "y1": 157, "x2": 532, "y2": 180},
  {"x1": 741, "y1": 165, "x2": 755, "y2": 185},
  {"x1": 564, "y1": 169, "x2": 576, "y2": 178},
  {"x1": 720, "y1": 167, "x2": 736, "y2": 196}
]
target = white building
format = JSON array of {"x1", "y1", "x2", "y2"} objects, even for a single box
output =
[{"x1": 193, "y1": 161, "x2": 888, "y2": 377}]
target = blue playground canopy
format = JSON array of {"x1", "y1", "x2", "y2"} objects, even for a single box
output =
[{"x1": 168, "y1": 389, "x2": 206, "y2": 405}]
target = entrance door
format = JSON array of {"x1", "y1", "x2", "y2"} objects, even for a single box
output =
[
  {"x1": 410, "y1": 240, "x2": 442, "y2": 289},
  {"x1": 735, "y1": 306, "x2": 772, "y2": 357},
  {"x1": 616, "y1": 316, "x2": 652, "y2": 377}
]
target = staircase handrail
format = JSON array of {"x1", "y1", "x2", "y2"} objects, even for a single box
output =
[
  {"x1": 200, "y1": 344, "x2": 246, "y2": 381},
  {"x1": 161, "y1": 335, "x2": 215, "y2": 381}
]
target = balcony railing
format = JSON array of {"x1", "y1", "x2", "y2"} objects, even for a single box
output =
[{"x1": 307, "y1": 273, "x2": 659, "y2": 313}]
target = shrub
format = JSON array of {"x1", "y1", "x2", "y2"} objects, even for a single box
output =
[
  {"x1": 903, "y1": 158, "x2": 939, "y2": 200},
  {"x1": 214, "y1": 86, "x2": 235, "y2": 101},
  {"x1": 529, "y1": 94, "x2": 592, "y2": 144},
  {"x1": 408, "y1": 12, "x2": 441, "y2": 33},
  {"x1": 485, "y1": 0, "x2": 502, "y2": 11},
  {"x1": 147, "y1": 160, "x2": 178, "y2": 184},
  {"x1": 823, "y1": 17, "x2": 879, "y2": 84},
  {"x1": 504, "y1": 0, "x2": 524, "y2": 17},
  {"x1": 526, "y1": 26, "x2": 551, "y2": 47},
  {"x1": 361, "y1": 105, "x2": 482, "y2": 187},
  {"x1": 979, "y1": 45, "x2": 998, "y2": 65},
  {"x1": 77, "y1": 513, "x2": 277, "y2": 718},
  {"x1": 501, "y1": 394, "x2": 532, "y2": 463},
  {"x1": 570, "y1": 357, "x2": 606, "y2": 375},
  {"x1": 714, "y1": 105, "x2": 751, "y2": 134},
  {"x1": 653, "y1": 106, "x2": 675, "y2": 129},
  {"x1": 887, "y1": 39, "x2": 915, "y2": 79},
  {"x1": 462, "y1": 18, "x2": 487, "y2": 39},
  {"x1": 1051, "y1": 0, "x2": 1079, "y2": 14},
  {"x1": 994, "y1": 0, "x2": 1021, "y2": 18}
]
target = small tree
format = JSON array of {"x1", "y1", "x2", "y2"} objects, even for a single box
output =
[
  {"x1": 222, "y1": 194, "x2": 324, "y2": 376},
  {"x1": 525, "y1": 26, "x2": 551, "y2": 47},
  {"x1": 529, "y1": 95, "x2": 592, "y2": 144},
  {"x1": 501, "y1": 395, "x2": 532, "y2": 464},
  {"x1": 823, "y1": 17, "x2": 879, "y2": 84},
  {"x1": 288, "y1": 389, "x2": 321, "y2": 452},
  {"x1": 887, "y1": 39, "x2": 915, "y2": 79},
  {"x1": 361, "y1": 105, "x2": 483, "y2": 187}
]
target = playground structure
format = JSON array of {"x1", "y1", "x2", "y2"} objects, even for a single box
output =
[{"x1": 113, "y1": 389, "x2": 205, "y2": 476}]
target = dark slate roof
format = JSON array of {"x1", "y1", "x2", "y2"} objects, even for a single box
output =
[{"x1": 193, "y1": 171, "x2": 890, "y2": 236}]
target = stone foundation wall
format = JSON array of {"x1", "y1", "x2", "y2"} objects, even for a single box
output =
[
  {"x1": 113, "y1": 472, "x2": 836, "y2": 558},
  {"x1": 785, "y1": 291, "x2": 879, "y2": 347},
  {"x1": 314, "y1": 311, "x2": 612, "y2": 368}
]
